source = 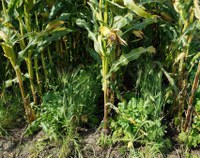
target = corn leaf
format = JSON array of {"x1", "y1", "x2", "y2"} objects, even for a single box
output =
[
  {"x1": 48, "y1": 1, "x2": 66, "y2": 21},
  {"x1": 37, "y1": 28, "x2": 72, "y2": 50},
  {"x1": 59, "y1": 13, "x2": 72, "y2": 21},
  {"x1": 112, "y1": 13, "x2": 133, "y2": 29},
  {"x1": 76, "y1": 19, "x2": 103, "y2": 55},
  {"x1": 29, "y1": 0, "x2": 43, "y2": 14},
  {"x1": 156, "y1": 62, "x2": 178, "y2": 95},
  {"x1": 107, "y1": 0, "x2": 126, "y2": 9},
  {"x1": 86, "y1": 47, "x2": 101, "y2": 64},
  {"x1": 177, "y1": 22, "x2": 196, "y2": 46},
  {"x1": 122, "y1": 18, "x2": 157, "y2": 35},
  {"x1": 189, "y1": 52, "x2": 200, "y2": 73},
  {"x1": 194, "y1": 0, "x2": 200, "y2": 20},
  {"x1": 124, "y1": 0, "x2": 155, "y2": 18},
  {"x1": 0, "y1": 31, "x2": 8, "y2": 41},
  {"x1": 18, "y1": 35, "x2": 38, "y2": 58},
  {"x1": 107, "y1": 46, "x2": 155, "y2": 78},
  {"x1": 1, "y1": 42, "x2": 17, "y2": 67},
  {"x1": 45, "y1": 20, "x2": 65, "y2": 32},
  {"x1": 25, "y1": 0, "x2": 34, "y2": 12},
  {"x1": 19, "y1": 27, "x2": 72, "y2": 58},
  {"x1": 7, "y1": 0, "x2": 18, "y2": 17},
  {"x1": 140, "y1": 0, "x2": 166, "y2": 4},
  {"x1": 5, "y1": 77, "x2": 18, "y2": 88}
]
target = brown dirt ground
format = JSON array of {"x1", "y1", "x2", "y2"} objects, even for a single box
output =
[{"x1": 1, "y1": 127, "x2": 200, "y2": 158}]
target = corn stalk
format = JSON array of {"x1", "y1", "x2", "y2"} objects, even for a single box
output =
[
  {"x1": 0, "y1": 0, "x2": 36, "y2": 122},
  {"x1": 184, "y1": 61, "x2": 200, "y2": 132},
  {"x1": 77, "y1": 0, "x2": 157, "y2": 133},
  {"x1": 172, "y1": 0, "x2": 196, "y2": 122},
  {"x1": 0, "y1": 41, "x2": 35, "y2": 123}
]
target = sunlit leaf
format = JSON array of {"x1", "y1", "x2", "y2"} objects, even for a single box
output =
[
  {"x1": 107, "y1": 46, "x2": 156, "y2": 77},
  {"x1": 189, "y1": 52, "x2": 200, "y2": 73},
  {"x1": 59, "y1": 13, "x2": 72, "y2": 21},
  {"x1": 48, "y1": 1, "x2": 65, "y2": 21},
  {"x1": 124, "y1": 0, "x2": 155, "y2": 18},
  {"x1": 45, "y1": 20, "x2": 65, "y2": 32},
  {"x1": 194, "y1": 0, "x2": 200, "y2": 20},
  {"x1": 76, "y1": 19, "x2": 103, "y2": 55},
  {"x1": 112, "y1": 13, "x2": 133, "y2": 29},
  {"x1": 37, "y1": 28, "x2": 73, "y2": 50},
  {"x1": 0, "y1": 31, "x2": 8, "y2": 41},
  {"x1": 122, "y1": 18, "x2": 157, "y2": 35},
  {"x1": 1, "y1": 42, "x2": 17, "y2": 66},
  {"x1": 156, "y1": 62, "x2": 178, "y2": 95}
]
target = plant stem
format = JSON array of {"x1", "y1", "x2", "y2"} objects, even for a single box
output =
[
  {"x1": 102, "y1": 56, "x2": 109, "y2": 133},
  {"x1": 184, "y1": 61, "x2": 200, "y2": 132},
  {"x1": 101, "y1": 0, "x2": 109, "y2": 133},
  {"x1": 41, "y1": 50, "x2": 48, "y2": 85},
  {"x1": 24, "y1": 4, "x2": 38, "y2": 105},
  {"x1": 15, "y1": 66, "x2": 36, "y2": 123},
  {"x1": 34, "y1": 55, "x2": 42, "y2": 96}
]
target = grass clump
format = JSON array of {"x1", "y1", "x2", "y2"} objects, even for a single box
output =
[
  {"x1": 0, "y1": 89, "x2": 24, "y2": 129},
  {"x1": 108, "y1": 62, "x2": 171, "y2": 156},
  {"x1": 26, "y1": 65, "x2": 101, "y2": 157}
]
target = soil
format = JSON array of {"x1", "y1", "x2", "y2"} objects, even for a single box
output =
[{"x1": 1, "y1": 127, "x2": 200, "y2": 158}]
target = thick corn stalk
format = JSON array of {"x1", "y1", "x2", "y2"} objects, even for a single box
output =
[
  {"x1": 184, "y1": 61, "x2": 200, "y2": 132},
  {"x1": 1, "y1": 42, "x2": 35, "y2": 123}
]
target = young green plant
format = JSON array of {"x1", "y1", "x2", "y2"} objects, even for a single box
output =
[{"x1": 77, "y1": 0, "x2": 157, "y2": 132}]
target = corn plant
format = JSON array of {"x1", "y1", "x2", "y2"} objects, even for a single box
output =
[
  {"x1": 184, "y1": 61, "x2": 200, "y2": 131},
  {"x1": 77, "y1": 0, "x2": 158, "y2": 133},
  {"x1": 169, "y1": 1, "x2": 197, "y2": 122},
  {"x1": 0, "y1": 0, "x2": 73, "y2": 122},
  {"x1": 0, "y1": 27, "x2": 36, "y2": 123}
]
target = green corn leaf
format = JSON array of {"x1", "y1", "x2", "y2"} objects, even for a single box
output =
[
  {"x1": 140, "y1": 0, "x2": 166, "y2": 4},
  {"x1": 76, "y1": 19, "x2": 103, "y2": 55},
  {"x1": 1, "y1": 42, "x2": 17, "y2": 67},
  {"x1": 107, "y1": 46, "x2": 156, "y2": 78},
  {"x1": 189, "y1": 52, "x2": 200, "y2": 73},
  {"x1": 59, "y1": 13, "x2": 72, "y2": 21},
  {"x1": 29, "y1": 0, "x2": 43, "y2": 14},
  {"x1": 112, "y1": 13, "x2": 133, "y2": 29},
  {"x1": 194, "y1": 0, "x2": 200, "y2": 20},
  {"x1": 0, "y1": 31, "x2": 8, "y2": 41},
  {"x1": 7, "y1": 0, "x2": 18, "y2": 17},
  {"x1": 122, "y1": 18, "x2": 157, "y2": 36},
  {"x1": 48, "y1": 1, "x2": 65, "y2": 21},
  {"x1": 18, "y1": 35, "x2": 38, "y2": 58},
  {"x1": 37, "y1": 28, "x2": 73, "y2": 50},
  {"x1": 156, "y1": 62, "x2": 178, "y2": 95},
  {"x1": 107, "y1": 0, "x2": 126, "y2": 9},
  {"x1": 123, "y1": 0, "x2": 155, "y2": 18},
  {"x1": 45, "y1": 20, "x2": 65, "y2": 32},
  {"x1": 19, "y1": 27, "x2": 72, "y2": 58},
  {"x1": 5, "y1": 79, "x2": 13, "y2": 88},
  {"x1": 5, "y1": 77, "x2": 18, "y2": 88},
  {"x1": 25, "y1": 0, "x2": 34, "y2": 12},
  {"x1": 177, "y1": 22, "x2": 196, "y2": 46},
  {"x1": 86, "y1": 47, "x2": 101, "y2": 64}
]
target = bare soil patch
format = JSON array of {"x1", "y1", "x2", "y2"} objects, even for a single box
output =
[{"x1": 1, "y1": 127, "x2": 200, "y2": 158}]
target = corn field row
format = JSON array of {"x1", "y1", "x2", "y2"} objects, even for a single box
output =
[{"x1": 0, "y1": 0, "x2": 200, "y2": 157}]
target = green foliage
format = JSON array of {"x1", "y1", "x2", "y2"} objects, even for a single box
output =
[
  {"x1": 26, "y1": 65, "x2": 101, "y2": 141},
  {"x1": 1, "y1": 0, "x2": 200, "y2": 155},
  {"x1": 179, "y1": 87, "x2": 200, "y2": 148},
  {"x1": 0, "y1": 88, "x2": 24, "y2": 129},
  {"x1": 110, "y1": 97, "x2": 165, "y2": 143},
  {"x1": 107, "y1": 46, "x2": 156, "y2": 78},
  {"x1": 109, "y1": 62, "x2": 172, "y2": 154}
]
